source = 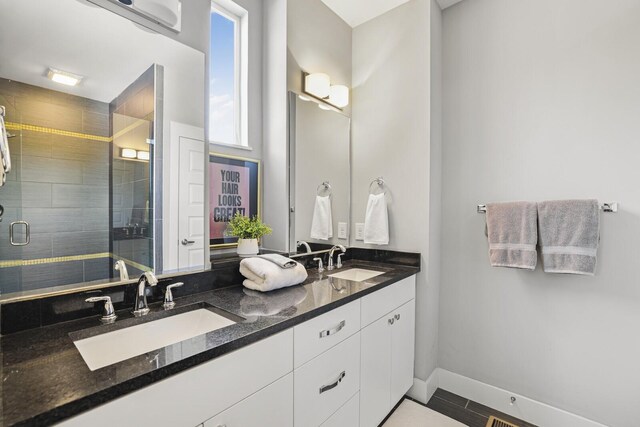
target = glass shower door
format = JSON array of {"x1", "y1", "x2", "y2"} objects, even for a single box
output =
[{"x1": 0, "y1": 94, "x2": 24, "y2": 296}]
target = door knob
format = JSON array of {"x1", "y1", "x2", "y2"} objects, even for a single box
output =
[{"x1": 181, "y1": 239, "x2": 195, "y2": 245}]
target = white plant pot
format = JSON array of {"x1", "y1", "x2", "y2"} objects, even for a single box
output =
[{"x1": 237, "y1": 238, "x2": 259, "y2": 257}]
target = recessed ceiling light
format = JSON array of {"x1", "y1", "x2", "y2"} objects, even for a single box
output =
[{"x1": 47, "y1": 67, "x2": 83, "y2": 86}]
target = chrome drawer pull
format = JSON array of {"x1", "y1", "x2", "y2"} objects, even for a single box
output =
[
  {"x1": 319, "y1": 320, "x2": 346, "y2": 338},
  {"x1": 319, "y1": 371, "x2": 346, "y2": 394}
]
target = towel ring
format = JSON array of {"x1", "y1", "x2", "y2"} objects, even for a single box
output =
[
  {"x1": 369, "y1": 177, "x2": 386, "y2": 195},
  {"x1": 317, "y1": 181, "x2": 332, "y2": 197}
]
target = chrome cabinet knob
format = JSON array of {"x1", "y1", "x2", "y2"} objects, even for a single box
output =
[{"x1": 388, "y1": 317, "x2": 395, "y2": 325}]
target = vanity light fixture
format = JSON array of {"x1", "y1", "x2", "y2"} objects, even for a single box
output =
[
  {"x1": 329, "y1": 85, "x2": 349, "y2": 108},
  {"x1": 304, "y1": 73, "x2": 330, "y2": 98},
  {"x1": 302, "y1": 72, "x2": 349, "y2": 110},
  {"x1": 121, "y1": 148, "x2": 137, "y2": 159},
  {"x1": 47, "y1": 67, "x2": 83, "y2": 87},
  {"x1": 136, "y1": 151, "x2": 150, "y2": 161},
  {"x1": 318, "y1": 104, "x2": 332, "y2": 111}
]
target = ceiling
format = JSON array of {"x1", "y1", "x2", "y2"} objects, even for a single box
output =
[
  {"x1": 321, "y1": 0, "x2": 465, "y2": 28},
  {"x1": 0, "y1": 0, "x2": 198, "y2": 102}
]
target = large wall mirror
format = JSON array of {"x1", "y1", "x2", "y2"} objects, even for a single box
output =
[
  {"x1": 0, "y1": 0, "x2": 204, "y2": 299},
  {"x1": 288, "y1": 92, "x2": 351, "y2": 254}
]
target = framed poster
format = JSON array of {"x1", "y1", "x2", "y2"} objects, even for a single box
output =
[{"x1": 209, "y1": 153, "x2": 261, "y2": 248}]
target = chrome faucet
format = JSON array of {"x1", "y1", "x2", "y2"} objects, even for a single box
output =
[
  {"x1": 133, "y1": 271, "x2": 158, "y2": 316},
  {"x1": 327, "y1": 245, "x2": 346, "y2": 271},
  {"x1": 114, "y1": 260, "x2": 129, "y2": 281},
  {"x1": 297, "y1": 240, "x2": 312, "y2": 253}
]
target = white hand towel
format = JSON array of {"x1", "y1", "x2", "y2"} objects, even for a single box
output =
[
  {"x1": 310, "y1": 195, "x2": 333, "y2": 240},
  {"x1": 240, "y1": 257, "x2": 308, "y2": 292},
  {"x1": 0, "y1": 114, "x2": 12, "y2": 174},
  {"x1": 364, "y1": 193, "x2": 389, "y2": 245}
]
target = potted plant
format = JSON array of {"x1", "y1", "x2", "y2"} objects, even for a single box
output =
[{"x1": 227, "y1": 213, "x2": 272, "y2": 256}]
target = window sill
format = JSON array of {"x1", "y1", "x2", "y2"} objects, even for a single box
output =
[{"x1": 209, "y1": 141, "x2": 253, "y2": 152}]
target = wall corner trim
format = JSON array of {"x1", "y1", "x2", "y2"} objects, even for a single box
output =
[{"x1": 407, "y1": 369, "x2": 439, "y2": 404}]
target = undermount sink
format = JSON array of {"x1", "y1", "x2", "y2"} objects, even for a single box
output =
[
  {"x1": 73, "y1": 308, "x2": 237, "y2": 371},
  {"x1": 328, "y1": 268, "x2": 384, "y2": 282}
]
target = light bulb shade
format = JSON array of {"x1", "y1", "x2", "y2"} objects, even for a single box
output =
[
  {"x1": 318, "y1": 104, "x2": 332, "y2": 111},
  {"x1": 305, "y1": 73, "x2": 330, "y2": 98},
  {"x1": 329, "y1": 85, "x2": 349, "y2": 108},
  {"x1": 137, "y1": 151, "x2": 150, "y2": 161},
  {"x1": 121, "y1": 148, "x2": 137, "y2": 159}
]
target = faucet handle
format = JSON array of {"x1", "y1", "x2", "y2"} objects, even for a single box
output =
[
  {"x1": 163, "y1": 282, "x2": 184, "y2": 309},
  {"x1": 336, "y1": 253, "x2": 345, "y2": 269},
  {"x1": 85, "y1": 296, "x2": 117, "y2": 324},
  {"x1": 313, "y1": 257, "x2": 324, "y2": 273}
]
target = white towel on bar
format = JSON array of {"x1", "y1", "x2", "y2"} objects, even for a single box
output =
[
  {"x1": 0, "y1": 114, "x2": 11, "y2": 177},
  {"x1": 538, "y1": 199, "x2": 600, "y2": 275},
  {"x1": 310, "y1": 195, "x2": 333, "y2": 240},
  {"x1": 240, "y1": 257, "x2": 308, "y2": 292},
  {"x1": 364, "y1": 193, "x2": 389, "y2": 245}
]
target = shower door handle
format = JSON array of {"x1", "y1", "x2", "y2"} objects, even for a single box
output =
[{"x1": 10, "y1": 221, "x2": 30, "y2": 246}]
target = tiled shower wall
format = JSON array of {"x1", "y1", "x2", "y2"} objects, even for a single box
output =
[{"x1": 0, "y1": 79, "x2": 111, "y2": 293}]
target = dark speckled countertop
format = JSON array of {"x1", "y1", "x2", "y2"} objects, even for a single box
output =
[{"x1": 0, "y1": 260, "x2": 418, "y2": 426}]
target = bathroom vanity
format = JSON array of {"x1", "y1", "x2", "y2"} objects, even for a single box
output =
[{"x1": 0, "y1": 258, "x2": 418, "y2": 427}]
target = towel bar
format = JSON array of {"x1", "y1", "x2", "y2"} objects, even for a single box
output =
[{"x1": 477, "y1": 202, "x2": 618, "y2": 213}]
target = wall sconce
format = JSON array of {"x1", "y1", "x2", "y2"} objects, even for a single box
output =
[
  {"x1": 302, "y1": 72, "x2": 349, "y2": 110},
  {"x1": 121, "y1": 148, "x2": 150, "y2": 161}
]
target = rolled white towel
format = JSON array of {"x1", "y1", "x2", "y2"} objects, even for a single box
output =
[{"x1": 240, "y1": 257, "x2": 308, "y2": 292}]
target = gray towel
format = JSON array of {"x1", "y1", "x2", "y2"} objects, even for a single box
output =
[
  {"x1": 258, "y1": 253, "x2": 297, "y2": 269},
  {"x1": 538, "y1": 199, "x2": 599, "y2": 275},
  {"x1": 486, "y1": 201, "x2": 538, "y2": 270}
]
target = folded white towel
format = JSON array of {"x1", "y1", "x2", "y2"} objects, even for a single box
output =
[
  {"x1": 486, "y1": 201, "x2": 538, "y2": 270},
  {"x1": 240, "y1": 257, "x2": 308, "y2": 292},
  {"x1": 258, "y1": 253, "x2": 297, "y2": 269},
  {"x1": 310, "y1": 195, "x2": 333, "y2": 240},
  {"x1": 364, "y1": 193, "x2": 389, "y2": 245},
  {"x1": 538, "y1": 199, "x2": 600, "y2": 275}
]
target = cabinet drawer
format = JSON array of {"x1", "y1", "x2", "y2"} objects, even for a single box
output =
[
  {"x1": 320, "y1": 392, "x2": 359, "y2": 427},
  {"x1": 59, "y1": 330, "x2": 293, "y2": 427},
  {"x1": 361, "y1": 276, "x2": 415, "y2": 327},
  {"x1": 294, "y1": 332, "x2": 361, "y2": 427},
  {"x1": 204, "y1": 373, "x2": 293, "y2": 427},
  {"x1": 294, "y1": 299, "x2": 360, "y2": 368}
]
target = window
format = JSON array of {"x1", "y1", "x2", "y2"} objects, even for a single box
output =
[{"x1": 210, "y1": 0, "x2": 248, "y2": 147}]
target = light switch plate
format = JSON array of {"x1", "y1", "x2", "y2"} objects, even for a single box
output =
[
  {"x1": 355, "y1": 223, "x2": 365, "y2": 241},
  {"x1": 338, "y1": 222, "x2": 348, "y2": 239}
]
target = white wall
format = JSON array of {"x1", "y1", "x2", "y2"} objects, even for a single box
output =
[
  {"x1": 439, "y1": 1, "x2": 640, "y2": 426},
  {"x1": 287, "y1": 0, "x2": 352, "y2": 117},
  {"x1": 352, "y1": 0, "x2": 437, "y2": 385}
]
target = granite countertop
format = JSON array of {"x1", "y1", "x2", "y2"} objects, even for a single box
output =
[{"x1": 0, "y1": 260, "x2": 419, "y2": 427}]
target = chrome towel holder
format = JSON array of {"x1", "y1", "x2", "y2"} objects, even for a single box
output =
[
  {"x1": 477, "y1": 202, "x2": 618, "y2": 213},
  {"x1": 369, "y1": 177, "x2": 386, "y2": 195},
  {"x1": 317, "y1": 181, "x2": 332, "y2": 197}
]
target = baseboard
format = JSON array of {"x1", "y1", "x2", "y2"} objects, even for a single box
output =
[
  {"x1": 437, "y1": 369, "x2": 608, "y2": 427},
  {"x1": 407, "y1": 369, "x2": 439, "y2": 404}
]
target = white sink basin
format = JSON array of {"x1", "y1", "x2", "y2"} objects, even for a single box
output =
[
  {"x1": 73, "y1": 309, "x2": 236, "y2": 371},
  {"x1": 328, "y1": 268, "x2": 384, "y2": 282}
]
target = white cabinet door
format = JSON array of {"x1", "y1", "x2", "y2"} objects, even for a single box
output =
[
  {"x1": 359, "y1": 314, "x2": 392, "y2": 427},
  {"x1": 204, "y1": 373, "x2": 293, "y2": 427},
  {"x1": 390, "y1": 300, "x2": 415, "y2": 406},
  {"x1": 320, "y1": 392, "x2": 359, "y2": 427}
]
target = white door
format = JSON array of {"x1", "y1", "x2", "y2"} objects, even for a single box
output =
[
  {"x1": 204, "y1": 373, "x2": 293, "y2": 427},
  {"x1": 178, "y1": 136, "x2": 205, "y2": 270},
  {"x1": 359, "y1": 315, "x2": 392, "y2": 427},
  {"x1": 390, "y1": 300, "x2": 416, "y2": 406}
]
